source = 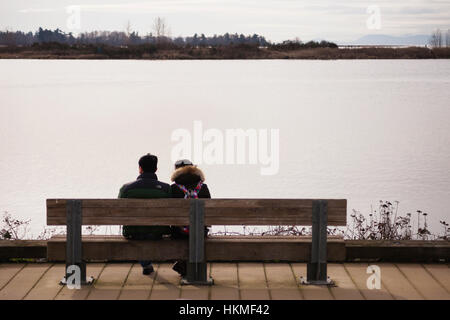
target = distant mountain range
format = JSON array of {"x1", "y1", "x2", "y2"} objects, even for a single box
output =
[{"x1": 340, "y1": 34, "x2": 430, "y2": 46}]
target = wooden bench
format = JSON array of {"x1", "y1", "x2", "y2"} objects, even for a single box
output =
[{"x1": 47, "y1": 198, "x2": 347, "y2": 285}]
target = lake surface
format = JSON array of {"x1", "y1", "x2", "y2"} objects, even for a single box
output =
[{"x1": 0, "y1": 59, "x2": 449, "y2": 237}]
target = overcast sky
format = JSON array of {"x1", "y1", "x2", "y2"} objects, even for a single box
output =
[{"x1": 1, "y1": 0, "x2": 449, "y2": 42}]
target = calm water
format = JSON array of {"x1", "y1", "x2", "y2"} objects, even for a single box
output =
[{"x1": 0, "y1": 59, "x2": 449, "y2": 237}]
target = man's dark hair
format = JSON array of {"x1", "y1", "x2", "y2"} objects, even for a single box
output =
[{"x1": 139, "y1": 153, "x2": 158, "y2": 173}]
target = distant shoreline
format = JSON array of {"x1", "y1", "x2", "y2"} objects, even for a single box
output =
[{"x1": 1, "y1": 45, "x2": 449, "y2": 60}]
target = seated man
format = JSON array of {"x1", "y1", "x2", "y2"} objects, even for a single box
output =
[{"x1": 118, "y1": 153, "x2": 171, "y2": 275}]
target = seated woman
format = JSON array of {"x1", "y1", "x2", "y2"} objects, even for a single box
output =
[{"x1": 169, "y1": 159, "x2": 211, "y2": 276}]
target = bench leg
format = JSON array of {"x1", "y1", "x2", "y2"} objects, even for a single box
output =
[
  {"x1": 181, "y1": 199, "x2": 213, "y2": 286},
  {"x1": 60, "y1": 200, "x2": 93, "y2": 286},
  {"x1": 302, "y1": 200, "x2": 335, "y2": 286}
]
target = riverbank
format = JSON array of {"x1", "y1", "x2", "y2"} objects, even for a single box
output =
[{"x1": 1, "y1": 44, "x2": 450, "y2": 59}]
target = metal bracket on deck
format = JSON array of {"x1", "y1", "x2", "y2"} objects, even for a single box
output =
[
  {"x1": 59, "y1": 200, "x2": 94, "y2": 286},
  {"x1": 299, "y1": 276, "x2": 335, "y2": 287},
  {"x1": 181, "y1": 199, "x2": 214, "y2": 286},
  {"x1": 59, "y1": 275, "x2": 94, "y2": 286},
  {"x1": 301, "y1": 200, "x2": 335, "y2": 286}
]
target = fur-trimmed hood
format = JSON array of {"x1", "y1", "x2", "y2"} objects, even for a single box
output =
[{"x1": 170, "y1": 165, "x2": 205, "y2": 183}]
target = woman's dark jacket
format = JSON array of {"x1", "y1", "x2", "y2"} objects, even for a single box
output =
[
  {"x1": 170, "y1": 165, "x2": 211, "y2": 238},
  {"x1": 170, "y1": 165, "x2": 211, "y2": 198}
]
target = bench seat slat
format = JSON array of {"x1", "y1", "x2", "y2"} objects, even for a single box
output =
[
  {"x1": 46, "y1": 199, "x2": 347, "y2": 226},
  {"x1": 46, "y1": 235, "x2": 346, "y2": 262}
]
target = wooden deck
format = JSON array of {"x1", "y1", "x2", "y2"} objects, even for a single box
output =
[{"x1": 0, "y1": 262, "x2": 448, "y2": 300}]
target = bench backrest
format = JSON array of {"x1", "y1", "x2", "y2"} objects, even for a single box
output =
[{"x1": 47, "y1": 199, "x2": 347, "y2": 226}]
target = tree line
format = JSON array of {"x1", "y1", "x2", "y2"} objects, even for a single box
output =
[
  {"x1": 0, "y1": 28, "x2": 340, "y2": 52},
  {"x1": 0, "y1": 27, "x2": 272, "y2": 47},
  {"x1": 0, "y1": 14, "x2": 339, "y2": 50},
  {"x1": 429, "y1": 28, "x2": 450, "y2": 48}
]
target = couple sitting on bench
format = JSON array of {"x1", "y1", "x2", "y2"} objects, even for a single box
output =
[{"x1": 118, "y1": 154, "x2": 211, "y2": 276}]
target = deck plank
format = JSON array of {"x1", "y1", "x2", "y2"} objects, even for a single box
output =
[
  {"x1": 396, "y1": 263, "x2": 450, "y2": 300},
  {"x1": 180, "y1": 285, "x2": 210, "y2": 300},
  {"x1": 238, "y1": 263, "x2": 270, "y2": 300},
  {"x1": 0, "y1": 263, "x2": 51, "y2": 300},
  {"x1": 0, "y1": 263, "x2": 25, "y2": 291},
  {"x1": 24, "y1": 264, "x2": 65, "y2": 300},
  {"x1": 373, "y1": 263, "x2": 423, "y2": 300},
  {"x1": 86, "y1": 263, "x2": 132, "y2": 300},
  {"x1": 326, "y1": 264, "x2": 364, "y2": 300},
  {"x1": 343, "y1": 263, "x2": 392, "y2": 300},
  {"x1": 210, "y1": 263, "x2": 239, "y2": 300},
  {"x1": 54, "y1": 263, "x2": 105, "y2": 300},
  {"x1": 422, "y1": 264, "x2": 450, "y2": 293},
  {"x1": 118, "y1": 263, "x2": 157, "y2": 300},
  {"x1": 1, "y1": 262, "x2": 449, "y2": 300},
  {"x1": 265, "y1": 263, "x2": 302, "y2": 300},
  {"x1": 149, "y1": 263, "x2": 181, "y2": 300},
  {"x1": 291, "y1": 263, "x2": 334, "y2": 300},
  {"x1": 180, "y1": 263, "x2": 211, "y2": 300}
]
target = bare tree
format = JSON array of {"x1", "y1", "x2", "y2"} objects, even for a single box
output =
[
  {"x1": 3, "y1": 27, "x2": 16, "y2": 46},
  {"x1": 437, "y1": 29, "x2": 443, "y2": 47},
  {"x1": 429, "y1": 28, "x2": 442, "y2": 47},
  {"x1": 446, "y1": 29, "x2": 450, "y2": 47},
  {"x1": 125, "y1": 20, "x2": 132, "y2": 36},
  {"x1": 152, "y1": 17, "x2": 170, "y2": 39},
  {"x1": 123, "y1": 20, "x2": 133, "y2": 45}
]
